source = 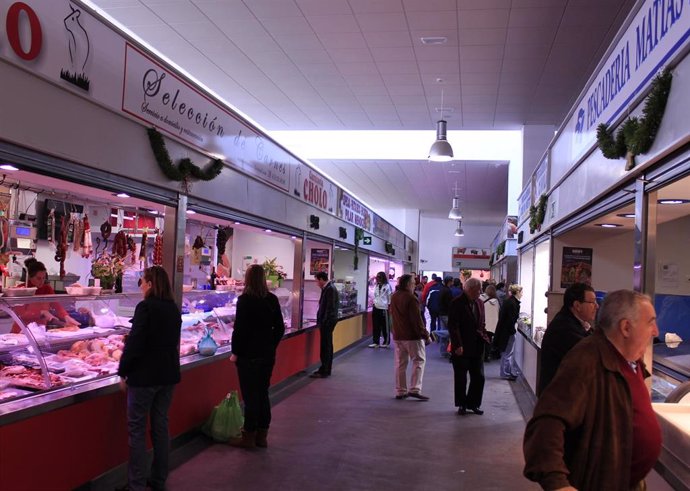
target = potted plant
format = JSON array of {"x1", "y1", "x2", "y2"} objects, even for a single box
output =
[{"x1": 262, "y1": 257, "x2": 287, "y2": 287}]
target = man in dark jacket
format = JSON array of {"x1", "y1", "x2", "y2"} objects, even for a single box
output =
[
  {"x1": 437, "y1": 276, "x2": 453, "y2": 330},
  {"x1": 310, "y1": 271, "x2": 339, "y2": 378},
  {"x1": 425, "y1": 276, "x2": 443, "y2": 331},
  {"x1": 524, "y1": 290, "x2": 661, "y2": 490},
  {"x1": 537, "y1": 283, "x2": 598, "y2": 395},
  {"x1": 447, "y1": 278, "x2": 488, "y2": 415}
]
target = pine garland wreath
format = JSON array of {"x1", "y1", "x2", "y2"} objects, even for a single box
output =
[
  {"x1": 147, "y1": 127, "x2": 224, "y2": 182},
  {"x1": 529, "y1": 194, "x2": 548, "y2": 234},
  {"x1": 596, "y1": 69, "x2": 672, "y2": 171},
  {"x1": 353, "y1": 227, "x2": 364, "y2": 270}
]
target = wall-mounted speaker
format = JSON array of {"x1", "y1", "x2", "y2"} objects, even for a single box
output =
[{"x1": 309, "y1": 215, "x2": 320, "y2": 230}]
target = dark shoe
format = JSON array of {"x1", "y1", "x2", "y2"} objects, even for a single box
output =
[
  {"x1": 468, "y1": 407, "x2": 484, "y2": 415},
  {"x1": 255, "y1": 428, "x2": 269, "y2": 448},
  {"x1": 229, "y1": 429, "x2": 257, "y2": 449},
  {"x1": 457, "y1": 406, "x2": 467, "y2": 415},
  {"x1": 395, "y1": 394, "x2": 408, "y2": 400},
  {"x1": 147, "y1": 480, "x2": 165, "y2": 491},
  {"x1": 309, "y1": 371, "x2": 328, "y2": 378},
  {"x1": 407, "y1": 392, "x2": 430, "y2": 401}
]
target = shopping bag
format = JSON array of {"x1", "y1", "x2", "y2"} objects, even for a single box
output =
[{"x1": 201, "y1": 391, "x2": 244, "y2": 442}]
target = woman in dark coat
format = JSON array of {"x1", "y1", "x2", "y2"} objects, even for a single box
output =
[
  {"x1": 230, "y1": 264, "x2": 285, "y2": 449},
  {"x1": 118, "y1": 266, "x2": 181, "y2": 491},
  {"x1": 493, "y1": 284, "x2": 522, "y2": 380}
]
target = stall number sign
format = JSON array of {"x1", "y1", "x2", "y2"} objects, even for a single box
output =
[{"x1": 363, "y1": 236, "x2": 372, "y2": 245}]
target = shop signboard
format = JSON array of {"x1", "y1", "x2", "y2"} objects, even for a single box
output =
[
  {"x1": 566, "y1": 0, "x2": 690, "y2": 164},
  {"x1": 291, "y1": 163, "x2": 337, "y2": 214},
  {"x1": 338, "y1": 192, "x2": 373, "y2": 233},
  {"x1": 452, "y1": 247, "x2": 491, "y2": 268},
  {"x1": 560, "y1": 247, "x2": 593, "y2": 288},
  {"x1": 518, "y1": 185, "x2": 532, "y2": 224},
  {"x1": 372, "y1": 215, "x2": 405, "y2": 247},
  {"x1": 309, "y1": 248, "x2": 330, "y2": 275}
]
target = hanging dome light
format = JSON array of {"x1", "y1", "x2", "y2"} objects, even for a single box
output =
[
  {"x1": 454, "y1": 220, "x2": 464, "y2": 237},
  {"x1": 448, "y1": 196, "x2": 463, "y2": 219},
  {"x1": 428, "y1": 120, "x2": 454, "y2": 162}
]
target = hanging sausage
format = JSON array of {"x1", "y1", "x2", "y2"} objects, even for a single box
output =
[
  {"x1": 153, "y1": 233, "x2": 163, "y2": 266},
  {"x1": 112, "y1": 230, "x2": 127, "y2": 258},
  {"x1": 81, "y1": 215, "x2": 92, "y2": 258}
]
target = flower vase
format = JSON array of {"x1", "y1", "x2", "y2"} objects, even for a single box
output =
[{"x1": 267, "y1": 275, "x2": 279, "y2": 288}]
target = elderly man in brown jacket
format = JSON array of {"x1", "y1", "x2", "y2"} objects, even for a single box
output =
[
  {"x1": 523, "y1": 290, "x2": 661, "y2": 491},
  {"x1": 389, "y1": 274, "x2": 431, "y2": 401}
]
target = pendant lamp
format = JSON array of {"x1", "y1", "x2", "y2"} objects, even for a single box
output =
[
  {"x1": 454, "y1": 221, "x2": 464, "y2": 237},
  {"x1": 428, "y1": 89, "x2": 453, "y2": 162},
  {"x1": 448, "y1": 196, "x2": 463, "y2": 219}
]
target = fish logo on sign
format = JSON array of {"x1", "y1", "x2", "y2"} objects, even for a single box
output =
[{"x1": 574, "y1": 108, "x2": 585, "y2": 141}]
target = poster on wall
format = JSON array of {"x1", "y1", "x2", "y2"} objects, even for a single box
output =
[
  {"x1": 310, "y1": 248, "x2": 330, "y2": 275},
  {"x1": 560, "y1": 247, "x2": 593, "y2": 288}
]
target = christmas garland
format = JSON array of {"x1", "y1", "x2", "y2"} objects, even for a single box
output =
[
  {"x1": 529, "y1": 194, "x2": 548, "y2": 234},
  {"x1": 147, "y1": 127, "x2": 224, "y2": 182},
  {"x1": 353, "y1": 227, "x2": 364, "y2": 270},
  {"x1": 596, "y1": 69, "x2": 672, "y2": 171}
]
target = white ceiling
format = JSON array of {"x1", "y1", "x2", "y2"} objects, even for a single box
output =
[{"x1": 88, "y1": 0, "x2": 637, "y2": 231}]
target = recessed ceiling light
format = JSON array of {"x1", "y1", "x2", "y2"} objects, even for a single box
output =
[
  {"x1": 435, "y1": 107, "x2": 455, "y2": 113},
  {"x1": 616, "y1": 213, "x2": 635, "y2": 218},
  {"x1": 0, "y1": 164, "x2": 18, "y2": 171},
  {"x1": 265, "y1": 229, "x2": 272, "y2": 233},
  {"x1": 290, "y1": 236, "x2": 297, "y2": 240},
  {"x1": 114, "y1": 193, "x2": 130, "y2": 198},
  {"x1": 596, "y1": 223, "x2": 622, "y2": 228},
  {"x1": 658, "y1": 199, "x2": 690, "y2": 204},
  {"x1": 421, "y1": 36, "x2": 447, "y2": 45},
  {"x1": 186, "y1": 210, "x2": 196, "y2": 215}
]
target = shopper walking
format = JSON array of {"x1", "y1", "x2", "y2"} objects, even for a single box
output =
[
  {"x1": 310, "y1": 271, "x2": 339, "y2": 378},
  {"x1": 447, "y1": 278, "x2": 488, "y2": 415},
  {"x1": 493, "y1": 284, "x2": 523, "y2": 380},
  {"x1": 389, "y1": 274, "x2": 431, "y2": 400},
  {"x1": 229, "y1": 264, "x2": 285, "y2": 449},
  {"x1": 118, "y1": 266, "x2": 181, "y2": 491},
  {"x1": 369, "y1": 271, "x2": 392, "y2": 348},
  {"x1": 480, "y1": 284, "x2": 500, "y2": 361}
]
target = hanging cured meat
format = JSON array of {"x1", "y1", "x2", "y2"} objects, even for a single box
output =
[
  {"x1": 112, "y1": 230, "x2": 127, "y2": 258},
  {"x1": 55, "y1": 215, "x2": 68, "y2": 278},
  {"x1": 153, "y1": 233, "x2": 163, "y2": 266},
  {"x1": 73, "y1": 216, "x2": 84, "y2": 252},
  {"x1": 216, "y1": 227, "x2": 227, "y2": 257},
  {"x1": 81, "y1": 215, "x2": 92, "y2": 258},
  {"x1": 139, "y1": 231, "x2": 147, "y2": 263},
  {"x1": 127, "y1": 234, "x2": 136, "y2": 263}
]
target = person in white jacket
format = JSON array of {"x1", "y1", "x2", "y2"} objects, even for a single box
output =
[
  {"x1": 480, "y1": 285, "x2": 500, "y2": 361},
  {"x1": 370, "y1": 272, "x2": 393, "y2": 348}
]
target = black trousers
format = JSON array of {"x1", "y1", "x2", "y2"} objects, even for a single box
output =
[
  {"x1": 236, "y1": 356, "x2": 275, "y2": 432},
  {"x1": 319, "y1": 322, "x2": 337, "y2": 375},
  {"x1": 372, "y1": 307, "x2": 389, "y2": 344},
  {"x1": 451, "y1": 355, "x2": 485, "y2": 409}
]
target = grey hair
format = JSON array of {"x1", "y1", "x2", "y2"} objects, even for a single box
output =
[
  {"x1": 597, "y1": 290, "x2": 651, "y2": 332},
  {"x1": 464, "y1": 277, "x2": 481, "y2": 289}
]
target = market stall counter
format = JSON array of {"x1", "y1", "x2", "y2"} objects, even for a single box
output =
[{"x1": 0, "y1": 290, "x2": 368, "y2": 490}]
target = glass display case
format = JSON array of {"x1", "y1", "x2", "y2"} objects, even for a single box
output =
[
  {"x1": 335, "y1": 281, "x2": 358, "y2": 317},
  {"x1": 0, "y1": 289, "x2": 238, "y2": 408}
]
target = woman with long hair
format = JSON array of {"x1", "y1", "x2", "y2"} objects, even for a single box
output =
[
  {"x1": 118, "y1": 266, "x2": 181, "y2": 491},
  {"x1": 230, "y1": 264, "x2": 285, "y2": 449},
  {"x1": 369, "y1": 271, "x2": 392, "y2": 348}
]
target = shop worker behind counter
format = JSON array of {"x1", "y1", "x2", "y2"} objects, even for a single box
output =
[
  {"x1": 117, "y1": 266, "x2": 181, "y2": 491},
  {"x1": 537, "y1": 282, "x2": 598, "y2": 396},
  {"x1": 523, "y1": 290, "x2": 661, "y2": 491},
  {"x1": 309, "y1": 271, "x2": 339, "y2": 378}
]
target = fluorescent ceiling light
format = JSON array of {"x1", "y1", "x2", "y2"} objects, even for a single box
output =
[
  {"x1": 186, "y1": 210, "x2": 196, "y2": 215},
  {"x1": 658, "y1": 199, "x2": 690, "y2": 204},
  {"x1": 596, "y1": 223, "x2": 622, "y2": 228},
  {"x1": 0, "y1": 164, "x2": 18, "y2": 171},
  {"x1": 115, "y1": 193, "x2": 130, "y2": 198},
  {"x1": 616, "y1": 213, "x2": 635, "y2": 218}
]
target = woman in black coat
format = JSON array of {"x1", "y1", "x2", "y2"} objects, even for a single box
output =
[
  {"x1": 230, "y1": 264, "x2": 285, "y2": 449},
  {"x1": 493, "y1": 284, "x2": 522, "y2": 380},
  {"x1": 118, "y1": 266, "x2": 181, "y2": 491}
]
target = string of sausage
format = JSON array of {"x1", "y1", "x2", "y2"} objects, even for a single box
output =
[{"x1": 55, "y1": 215, "x2": 68, "y2": 278}]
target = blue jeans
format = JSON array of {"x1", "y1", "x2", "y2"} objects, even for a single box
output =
[
  {"x1": 127, "y1": 384, "x2": 175, "y2": 491},
  {"x1": 500, "y1": 334, "x2": 519, "y2": 378},
  {"x1": 236, "y1": 356, "x2": 275, "y2": 432}
]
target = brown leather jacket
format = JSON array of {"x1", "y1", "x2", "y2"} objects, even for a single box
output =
[
  {"x1": 390, "y1": 289, "x2": 428, "y2": 341},
  {"x1": 523, "y1": 329, "x2": 649, "y2": 490}
]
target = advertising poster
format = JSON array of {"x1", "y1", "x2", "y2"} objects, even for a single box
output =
[
  {"x1": 560, "y1": 247, "x2": 593, "y2": 288},
  {"x1": 310, "y1": 248, "x2": 330, "y2": 275}
]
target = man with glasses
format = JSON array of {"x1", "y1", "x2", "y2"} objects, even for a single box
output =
[{"x1": 538, "y1": 283, "x2": 598, "y2": 396}]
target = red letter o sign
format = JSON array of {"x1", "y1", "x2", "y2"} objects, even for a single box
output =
[{"x1": 6, "y1": 2, "x2": 43, "y2": 61}]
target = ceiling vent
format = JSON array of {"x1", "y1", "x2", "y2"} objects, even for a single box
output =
[{"x1": 421, "y1": 36, "x2": 447, "y2": 45}]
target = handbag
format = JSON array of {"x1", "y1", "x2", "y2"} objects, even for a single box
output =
[{"x1": 201, "y1": 391, "x2": 244, "y2": 442}]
